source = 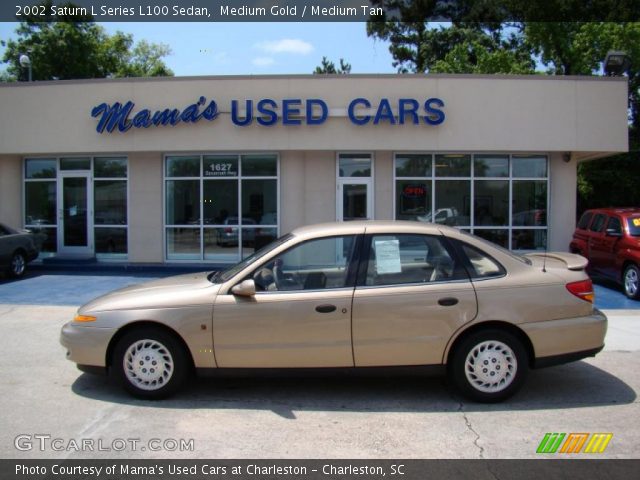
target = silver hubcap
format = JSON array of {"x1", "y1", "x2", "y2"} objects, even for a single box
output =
[
  {"x1": 464, "y1": 340, "x2": 517, "y2": 393},
  {"x1": 625, "y1": 268, "x2": 638, "y2": 296},
  {"x1": 123, "y1": 339, "x2": 174, "y2": 391},
  {"x1": 11, "y1": 254, "x2": 25, "y2": 275}
]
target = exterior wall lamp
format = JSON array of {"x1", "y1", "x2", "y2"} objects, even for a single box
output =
[{"x1": 604, "y1": 51, "x2": 630, "y2": 76}]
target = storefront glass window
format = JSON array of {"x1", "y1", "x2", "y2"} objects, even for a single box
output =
[
  {"x1": 25, "y1": 182, "x2": 57, "y2": 226},
  {"x1": 25, "y1": 158, "x2": 56, "y2": 179},
  {"x1": 434, "y1": 180, "x2": 471, "y2": 226},
  {"x1": 394, "y1": 153, "x2": 548, "y2": 250},
  {"x1": 95, "y1": 157, "x2": 127, "y2": 178},
  {"x1": 474, "y1": 155, "x2": 509, "y2": 177},
  {"x1": 395, "y1": 154, "x2": 432, "y2": 177},
  {"x1": 60, "y1": 157, "x2": 91, "y2": 170},
  {"x1": 203, "y1": 180, "x2": 238, "y2": 224},
  {"x1": 165, "y1": 154, "x2": 279, "y2": 262},
  {"x1": 95, "y1": 227, "x2": 127, "y2": 254},
  {"x1": 338, "y1": 154, "x2": 372, "y2": 177},
  {"x1": 94, "y1": 181, "x2": 127, "y2": 225},
  {"x1": 435, "y1": 154, "x2": 471, "y2": 177},
  {"x1": 395, "y1": 181, "x2": 431, "y2": 221},
  {"x1": 166, "y1": 156, "x2": 200, "y2": 177},
  {"x1": 474, "y1": 180, "x2": 509, "y2": 226},
  {"x1": 166, "y1": 180, "x2": 200, "y2": 225},
  {"x1": 512, "y1": 155, "x2": 547, "y2": 178},
  {"x1": 512, "y1": 181, "x2": 547, "y2": 226},
  {"x1": 242, "y1": 155, "x2": 277, "y2": 176},
  {"x1": 167, "y1": 228, "x2": 201, "y2": 260}
]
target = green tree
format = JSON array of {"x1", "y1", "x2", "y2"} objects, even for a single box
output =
[
  {"x1": 313, "y1": 56, "x2": 352, "y2": 74},
  {"x1": 367, "y1": 19, "x2": 533, "y2": 74},
  {"x1": 0, "y1": 0, "x2": 172, "y2": 81}
]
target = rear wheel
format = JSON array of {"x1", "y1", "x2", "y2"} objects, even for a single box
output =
[
  {"x1": 623, "y1": 264, "x2": 640, "y2": 300},
  {"x1": 448, "y1": 329, "x2": 528, "y2": 403},
  {"x1": 112, "y1": 328, "x2": 189, "y2": 399},
  {"x1": 8, "y1": 251, "x2": 27, "y2": 278}
]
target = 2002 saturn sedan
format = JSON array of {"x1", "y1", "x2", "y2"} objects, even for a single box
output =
[{"x1": 61, "y1": 221, "x2": 607, "y2": 402}]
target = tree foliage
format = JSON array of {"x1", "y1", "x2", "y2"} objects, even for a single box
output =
[
  {"x1": 0, "y1": 0, "x2": 173, "y2": 81},
  {"x1": 313, "y1": 56, "x2": 352, "y2": 74}
]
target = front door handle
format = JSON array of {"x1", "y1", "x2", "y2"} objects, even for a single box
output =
[
  {"x1": 438, "y1": 297, "x2": 459, "y2": 307},
  {"x1": 315, "y1": 304, "x2": 337, "y2": 313}
]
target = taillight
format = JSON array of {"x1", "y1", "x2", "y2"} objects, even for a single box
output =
[{"x1": 566, "y1": 279, "x2": 594, "y2": 303}]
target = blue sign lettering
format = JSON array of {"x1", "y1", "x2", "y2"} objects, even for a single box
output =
[
  {"x1": 92, "y1": 96, "x2": 444, "y2": 133},
  {"x1": 91, "y1": 96, "x2": 219, "y2": 133}
]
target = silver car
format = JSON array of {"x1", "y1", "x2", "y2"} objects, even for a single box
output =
[
  {"x1": 61, "y1": 221, "x2": 607, "y2": 402},
  {"x1": 0, "y1": 223, "x2": 40, "y2": 278}
]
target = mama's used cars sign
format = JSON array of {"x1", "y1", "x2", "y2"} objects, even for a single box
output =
[{"x1": 91, "y1": 96, "x2": 445, "y2": 133}]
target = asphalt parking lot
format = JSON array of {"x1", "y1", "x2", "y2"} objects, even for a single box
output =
[{"x1": 0, "y1": 269, "x2": 638, "y2": 459}]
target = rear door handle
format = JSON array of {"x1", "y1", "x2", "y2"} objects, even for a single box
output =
[
  {"x1": 315, "y1": 304, "x2": 337, "y2": 313},
  {"x1": 438, "y1": 297, "x2": 459, "y2": 307}
]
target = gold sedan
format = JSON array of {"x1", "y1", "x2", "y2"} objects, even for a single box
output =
[{"x1": 61, "y1": 221, "x2": 606, "y2": 402}]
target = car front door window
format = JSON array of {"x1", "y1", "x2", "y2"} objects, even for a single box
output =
[{"x1": 251, "y1": 235, "x2": 357, "y2": 292}]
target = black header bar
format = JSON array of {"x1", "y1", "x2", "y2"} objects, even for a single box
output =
[{"x1": 2, "y1": 0, "x2": 639, "y2": 22}]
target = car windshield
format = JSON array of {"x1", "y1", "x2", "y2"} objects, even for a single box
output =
[
  {"x1": 457, "y1": 230, "x2": 532, "y2": 265},
  {"x1": 628, "y1": 217, "x2": 640, "y2": 236},
  {"x1": 210, "y1": 233, "x2": 294, "y2": 283}
]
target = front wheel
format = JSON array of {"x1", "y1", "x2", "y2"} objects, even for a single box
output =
[
  {"x1": 623, "y1": 264, "x2": 640, "y2": 300},
  {"x1": 448, "y1": 329, "x2": 528, "y2": 403},
  {"x1": 112, "y1": 328, "x2": 189, "y2": 399},
  {"x1": 8, "y1": 251, "x2": 27, "y2": 278}
]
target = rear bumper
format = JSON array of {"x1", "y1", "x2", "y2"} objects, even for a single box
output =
[
  {"x1": 533, "y1": 345, "x2": 604, "y2": 369},
  {"x1": 521, "y1": 308, "x2": 607, "y2": 364},
  {"x1": 60, "y1": 321, "x2": 117, "y2": 368}
]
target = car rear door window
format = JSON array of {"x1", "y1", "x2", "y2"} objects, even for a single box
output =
[
  {"x1": 606, "y1": 217, "x2": 622, "y2": 235},
  {"x1": 589, "y1": 214, "x2": 606, "y2": 233},
  {"x1": 459, "y1": 243, "x2": 506, "y2": 279},
  {"x1": 363, "y1": 234, "x2": 466, "y2": 286}
]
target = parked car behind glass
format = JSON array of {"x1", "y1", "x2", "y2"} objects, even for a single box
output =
[
  {"x1": 0, "y1": 223, "x2": 40, "y2": 278},
  {"x1": 570, "y1": 207, "x2": 640, "y2": 299},
  {"x1": 61, "y1": 221, "x2": 606, "y2": 403}
]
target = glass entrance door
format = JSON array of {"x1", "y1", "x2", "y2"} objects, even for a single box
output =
[
  {"x1": 338, "y1": 181, "x2": 371, "y2": 221},
  {"x1": 58, "y1": 173, "x2": 93, "y2": 255}
]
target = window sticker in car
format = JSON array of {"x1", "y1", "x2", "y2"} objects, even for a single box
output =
[
  {"x1": 633, "y1": 218, "x2": 640, "y2": 227},
  {"x1": 374, "y1": 239, "x2": 402, "y2": 274}
]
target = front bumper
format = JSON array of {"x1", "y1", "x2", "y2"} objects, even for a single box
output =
[
  {"x1": 521, "y1": 308, "x2": 608, "y2": 365},
  {"x1": 60, "y1": 321, "x2": 117, "y2": 368}
]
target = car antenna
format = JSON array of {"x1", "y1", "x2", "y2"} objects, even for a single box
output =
[{"x1": 542, "y1": 236, "x2": 548, "y2": 273}]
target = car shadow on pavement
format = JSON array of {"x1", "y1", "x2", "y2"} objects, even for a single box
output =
[{"x1": 70, "y1": 360, "x2": 636, "y2": 417}]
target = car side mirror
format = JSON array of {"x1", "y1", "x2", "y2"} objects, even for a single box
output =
[
  {"x1": 231, "y1": 279, "x2": 256, "y2": 297},
  {"x1": 605, "y1": 228, "x2": 622, "y2": 237}
]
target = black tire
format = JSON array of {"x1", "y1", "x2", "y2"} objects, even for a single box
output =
[
  {"x1": 8, "y1": 251, "x2": 27, "y2": 278},
  {"x1": 623, "y1": 264, "x2": 640, "y2": 300},
  {"x1": 112, "y1": 327, "x2": 190, "y2": 399},
  {"x1": 448, "y1": 329, "x2": 528, "y2": 403}
]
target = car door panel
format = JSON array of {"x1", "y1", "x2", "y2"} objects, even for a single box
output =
[
  {"x1": 351, "y1": 232, "x2": 477, "y2": 367},
  {"x1": 352, "y1": 281, "x2": 477, "y2": 366},
  {"x1": 213, "y1": 289, "x2": 354, "y2": 368}
]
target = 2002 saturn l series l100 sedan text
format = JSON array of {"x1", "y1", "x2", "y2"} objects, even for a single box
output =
[{"x1": 60, "y1": 221, "x2": 607, "y2": 403}]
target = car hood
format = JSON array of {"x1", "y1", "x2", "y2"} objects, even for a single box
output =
[{"x1": 79, "y1": 271, "x2": 220, "y2": 313}]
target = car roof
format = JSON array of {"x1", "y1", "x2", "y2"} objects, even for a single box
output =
[
  {"x1": 290, "y1": 220, "x2": 460, "y2": 239},
  {"x1": 585, "y1": 207, "x2": 640, "y2": 217}
]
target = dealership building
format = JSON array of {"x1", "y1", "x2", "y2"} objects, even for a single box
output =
[{"x1": 0, "y1": 74, "x2": 628, "y2": 264}]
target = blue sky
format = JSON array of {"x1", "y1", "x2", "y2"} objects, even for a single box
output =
[{"x1": 0, "y1": 22, "x2": 396, "y2": 75}]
